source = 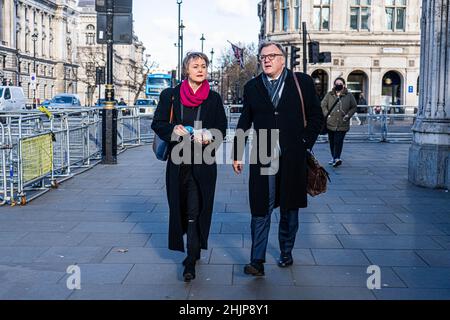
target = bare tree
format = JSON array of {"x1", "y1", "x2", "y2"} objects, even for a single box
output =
[
  {"x1": 218, "y1": 42, "x2": 258, "y2": 103},
  {"x1": 78, "y1": 45, "x2": 107, "y2": 106},
  {"x1": 125, "y1": 55, "x2": 158, "y2": 105}
]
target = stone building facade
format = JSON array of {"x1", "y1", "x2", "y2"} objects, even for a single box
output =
[
  {"x1": 259, "y1": 0, "x2": 421, "y2": 106},
  {"x1": 0, "y1": 0, "x2": 79, "y2": 104},
  {"x1": 76, "y1": 0, "x2": 146, "y2": 106}
]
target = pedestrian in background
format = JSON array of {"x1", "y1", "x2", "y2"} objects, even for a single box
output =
[
  {"x1": 151, "y1": 52, "x2": 227, "y2": 282},
  {"x1": 321, "y1": 77, "x2": 357, "y2": 167}
]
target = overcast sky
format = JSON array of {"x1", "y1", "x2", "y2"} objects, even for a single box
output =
[{"x1": 133, "y1": 0, "x2": 260, "y2": 71}]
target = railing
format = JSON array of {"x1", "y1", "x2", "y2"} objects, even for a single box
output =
[
  {"x1": 0, "y1": 106, "x2": 154, "y2": 206},
  {"x1": 225, "y1": 105, "x2": 418, "y2": 143}
]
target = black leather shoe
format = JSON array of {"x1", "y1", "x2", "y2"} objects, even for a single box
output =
[
  {"x1": 183, "y1": 262, "x2": 196, "y2": 282},
  {"x1": 277, "y1": 255, "x2": 294, "y2": 268},
  {"x1": 244, "y1": 262, "x2": 265, "y2": 276}
]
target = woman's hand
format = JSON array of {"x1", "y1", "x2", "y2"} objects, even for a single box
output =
[{"x1": 173, "y1": 125, "x2": 189, "y2": 137}]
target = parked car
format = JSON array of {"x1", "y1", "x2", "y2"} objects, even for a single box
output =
[
  {"x1": 48, "y1": 94, "x2": 82, "y2": 110},
  {"x1": 0, "y1": 86, "x2": 26, "y2": 112},
  {"x1": 135, "y1": 99, "x2": 157, "y2": 116}
]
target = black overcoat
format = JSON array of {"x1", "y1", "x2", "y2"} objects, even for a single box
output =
[
  {"x1": 151, "y1": 85, "x2": 227, "y2": 252},
  {"x1": 234, "y1": 71, "x2": 324, "y2": 216}
]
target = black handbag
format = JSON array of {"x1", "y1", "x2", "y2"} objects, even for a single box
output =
[
  {"x1": 293, "y1": 71, "x2": 330, "y2": 197},
  {"x1": 320, "y1": 97, "x2": 340, "y2": 135},
  {"x1": 152, "y1": 100, "x2": 174, "y2": 161}
]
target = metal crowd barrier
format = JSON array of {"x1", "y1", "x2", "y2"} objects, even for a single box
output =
[
  {"x1": 224, "y1": 105, "x2": 417, "y2": 143},
  {"x1": 0, "y1": 105, "x2": 155, "y2": 206}
]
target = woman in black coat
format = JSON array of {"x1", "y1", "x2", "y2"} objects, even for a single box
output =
[{"x1": 151, "y1": 52, "x2": 227, "y2": 282}]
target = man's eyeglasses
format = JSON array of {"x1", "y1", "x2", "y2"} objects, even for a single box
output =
[{"x1": 258, "y1": 54, "x2": 284, "y2": 62}]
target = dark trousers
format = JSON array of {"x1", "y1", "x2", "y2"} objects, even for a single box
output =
[
  {"x1": 179, "y1": 165, "x2": 201, "y2": 261},
  {"x1": 250, "y1": 174, "x2": 299, "y2": 263},
  {"x1": 328, "y1": 130, "x2": 347, "y2": 160}
]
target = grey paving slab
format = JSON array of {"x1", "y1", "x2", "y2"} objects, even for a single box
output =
[
  {"x1": 12, "y1": 232, "x2": 89, "y2": 247},
  {"x1": 373, "y1": 288, "x2": 450, "y2": 300},
  {"x1": 343, "y1": 224, "x2": 395, "y2": 235},
  {"x1": 70, "y1": 222, "x2": 136, "y2": 234},
  {"x1": 0, "y1": 263, "x2": 66, "y2": 284},
  {"x1": 298, "y1": 223, "x2": 349, "y2": 235},
  {"x1": 207, "y1": 234, "x2": 243, "y2": 248},
  {"x1": 437, "y1": 224, "x2": 450, "y2": 235},
  {"x1": 52, "y1": 211, "x2": 131, "y2": 222},
  {"x1": 58, "y1": 264, "x2": 133, "y2": 285},
  {"x1": 363, "y1": 250, "x2": 428, "y2": 267},
  {"x1": 393, "y1": 267, "x2": 450, "y2": 289},
  {"x1": 34, "y1": 247, "x2": 112, "y2": 264},
  {"x1": 102, "y1": 247, "x2": 185, "y2": 264},
  {"x1": 211, "y1": 213, "x2": 251, "y2": 223},
  {"x1": 0, "y1": 247, "x2": 50, "y2": 263},
  {"x1": 69, "y1": 284, "x2": 190, "y2": 300},
  {"x1": 256, "y1": 286, "x2": 376, "y2": 300},
  {"x1": 337, "y1": 235, "x2": 443, "y2": 250},
  {"x1": 124, "y1": 213, "x2": 169, "y2": 222},
  {"x1": 0, "y1": 221, "x2": 79, "y2": 233},
  {"x1": 394, "y1": 213, "x2": 448, "y2": 224},
  {"x1": 316, "y1": 214, "x2": 402, "y2": 224},
  {"x1": 209, "y1": 247, "x2": 252, "y2": 264},
  {"x1": 188, "y1": 285, "x2": 258, "y2": 300},
  {"x1": 0, "y1": 282, "x2": 74, "y2": 300},
  {"x1": 311, "y1": 249, "x2": 371, "y2": 266},
  {"x1": 431, "y1": 236, "x2": 450, "y2": 249},
  {"x1": 79, "y1": 233, "x2": 150, "y2": 247},
  {"x1": 0, "y1": 232, "x2": 28, "y2": 246},
  {"x1": 125, "y1": 263, "x2": 233, "y2": 285},
  {"x1": 243, "y1": 234, "x2": 343, "y2": 249},
  {"x1": 415, "y1": 250, "x2": 450, "y2": 267},
  {"x1": 387, "y1": 224, "x2": 447, "y2": 236},
  {"x1": 291, "y1": 266, "x2": 406, "y2": 288},
  {"x1": 328, "y1": 204, "x2": 406, "y2": 214}
]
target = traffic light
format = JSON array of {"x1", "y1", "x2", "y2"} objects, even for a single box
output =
[
  {"x1": 308, "y1": 41, "x2": 320, "y2": 64},
  {"x1": 290, "y1": 46, "x2": 301, "y2": 70},
  {"x1": 319, "y1": 52, "x2": 332, "y2": 63},
  {"x1": 95, "y1": 66, "x2": 105, "y2": 85}
]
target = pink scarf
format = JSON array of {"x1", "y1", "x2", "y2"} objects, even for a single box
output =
[{"x1": 180, "y1": 79, "x2": 210, "y2": 108}]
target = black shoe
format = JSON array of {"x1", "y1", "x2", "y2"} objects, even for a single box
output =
[
  {"x1": 183, "y1": 262, "x2": 196, "y2": 282},
  {"x1": 277, "y1": 255, "x2": 293, "y2": 268},
  {"x1": 333, "y1": 159, "x2": 343, "y2": 167},
  {"x1": 244, "y1": 262, "x2": 265, "y2": 276}
]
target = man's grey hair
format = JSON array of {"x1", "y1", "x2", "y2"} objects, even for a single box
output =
[
  {"x1": 182, "y1": 52, "x2": 210, "y2": 78},
  {"x1": 258, "y1": 41, "x2": 287, "y2": 57}
]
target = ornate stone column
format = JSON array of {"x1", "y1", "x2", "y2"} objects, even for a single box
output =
[{"x1": 409, "y1": 0, "x2": 450, "y2": 189}]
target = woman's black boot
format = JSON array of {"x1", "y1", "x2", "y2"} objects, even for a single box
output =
[{"x1": 183, "y1": 259, "x2": 196, "y2": 282}]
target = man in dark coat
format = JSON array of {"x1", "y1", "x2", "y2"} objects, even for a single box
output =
[{"x1": 232, "y1": 42, "x2": 324, "y2": 276}]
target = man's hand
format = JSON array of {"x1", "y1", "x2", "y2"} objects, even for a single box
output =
[
  {"x1": 343, "y1": 114, "x2": 350, "y2": 122},
  {"x1": 233, "y1": 160, "x2": 244, "y2": 174},
  {"x1": 173, "y1": 125, "x2": 189, "y2": 137}
]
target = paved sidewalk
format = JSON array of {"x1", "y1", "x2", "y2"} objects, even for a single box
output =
[{"x1": 0, "y1": 142, "x2": 449, "y2": 300}]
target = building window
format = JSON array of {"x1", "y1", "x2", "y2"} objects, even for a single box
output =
[
  {"x1": 86, "y1": 24, "x2": 96, "y2": 45},
  {"x1": 1, "y1": 55, "x2": 6, "y2": 69},
  {"x1": 350, "y1": 0, "x2": 371, "y2": 31},
  {"x1": 271, "y1": 0, "x2": 277, "y2": 32},
  {"x1": 294, "y1": 0, "x2": 301, "y2": 30},
  {"x1": 385, "y1": 0, "x2": 406, "y2": 31},
  {"x1": 86, "y1": 62, "x2": 95, "y2": 77},
  {"x1": 280, "y1": 0, "x2": 290, "y2": 32},
  {"x1": 313, "y1": 0, "x2": 330, "y2": 31}
]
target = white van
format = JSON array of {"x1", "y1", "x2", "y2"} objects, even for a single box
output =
[{"x1": 0, "y1": 86, "x2": 26, "y2": 111}]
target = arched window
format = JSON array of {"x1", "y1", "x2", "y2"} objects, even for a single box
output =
[
  {"x1": 86, "y1": 25, "x2": 95, "y2": 45},
  {"x1": 280, "y1": 0, "x2": 290, "y2": 32}
]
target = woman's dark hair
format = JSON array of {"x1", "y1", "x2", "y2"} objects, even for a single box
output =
[{"x1": 334, "y1": 77, "x2": 346, "y2": 86}]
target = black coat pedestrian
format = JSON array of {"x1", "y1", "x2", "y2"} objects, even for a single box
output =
[
  {"x1": 234, "y1": 71, "x2": 324, "y2": 216},
  {"x1": 151, "y1": 85, "x2": 227, "y2": 252}
]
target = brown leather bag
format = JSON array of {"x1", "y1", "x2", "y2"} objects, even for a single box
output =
[{"x1": 292, "y1": 71, "x2": 330, "y2": 197}]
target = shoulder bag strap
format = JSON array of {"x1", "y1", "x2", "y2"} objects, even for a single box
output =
[{"x1": 292, "y1": 71, "x2": 307, "y2": 129}]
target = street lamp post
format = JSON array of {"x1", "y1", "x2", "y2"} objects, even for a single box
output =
[
  {"x1": 31, "y1": 32, "x2": 38, "y2": 108},
  {"x1": 180, "y1": 20, "x2": 185, "y2": 77},
  {"x1": 177, "y1": 0, "x2": 182, "y2": 82},
  {"x1": 200, "y1": 34, "x2": 205, "y2": 53},
  {"x1": 210, "y1": 48, "x2": 214, "y2": 75}
]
